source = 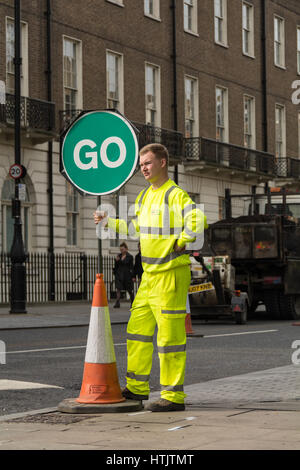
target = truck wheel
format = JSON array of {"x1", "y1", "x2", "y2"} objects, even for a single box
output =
[
  {"x1": 264, "y1": 291, "x2": 281, "y2": 319},
  {"x1": 249, "y1": 300, "x2": 259, "y2": 316},
  {"x1": 235, "y1": 303, "x2": 248, "y2": 325},
  {"x1": 279, "y1": 294, "x2": 300, "y2": 320}
]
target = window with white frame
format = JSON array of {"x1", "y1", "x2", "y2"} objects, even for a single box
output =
[
  {"x1": 184, "y1": 76, "x2": 198, "y2": 138},
  {"x1": 216, "y1": 86, "x2": 228, "y2": 142},
  {"x1": 145, "y1": 63, "x2": 161, "y2": 127},
  {"x1": 218, "y1": 196, "x2": 226, "y2": 220},
  {"x1": 144, "y1": 0, "x2": 160, "y2": 19},
  {"x1": 1, "y1": 179, "x2": 31, "y2": 252},
  {"x1": 275, "y1": 104, "x2": 286, "y2": 159},
  {"x1": 242, "y1": 2, "x2": 254, "y2": 57},
  {"x1": 66, "y1": 182, "x2": 80, "y2": 247},
  {"x1": 63, "y1": 37, "x2": 82, "y2": 112},
  {"x1": 297, "y1": 27, "x2": 300, "y2": 74},
  {"x1": 274, "y1": 16, "x2": 285, "y2": 68},
  {"x1": 244, "y1": 95, "x2": 256, "y2": 149},
  {"x1": 184, "y1": 0, "x2": 198, "y2": 35},
  {"x1": 6, "y1": 17, "x2": 28, "y2": 96},
  {"x1": 214, "y1": 0, "x2": 227, "y2": 46},
  {"x1": 188, "y1": 192, "x2": 201, "y2": 206},
  {"x1": 106, "y1": 51, "x2": 124, "y2": 113}
]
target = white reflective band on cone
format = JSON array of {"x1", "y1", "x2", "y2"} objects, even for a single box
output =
[{"x1": 84, "y1": 306, "x2": 116, "y2": 364}]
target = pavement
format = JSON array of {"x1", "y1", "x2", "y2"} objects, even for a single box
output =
[
  {"x1": 0, "y1": 300, "x2": 130, "y2": 330},
  {"x1": 0, "y1": 300, "x2": 300, "y2": 451}
]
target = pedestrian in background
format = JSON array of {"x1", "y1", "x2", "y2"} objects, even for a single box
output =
[
  {"x1": 113, "y1": 242, "x2": 134, "y2": 308},
  {"x1": 133, "y1": 242, "x2": 143, "y2": 285},
  {"x1": 94, "y1": 143, "x2": 207, "y2": 411}
]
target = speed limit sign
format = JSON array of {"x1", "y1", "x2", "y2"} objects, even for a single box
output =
[{"x1": 9, "y1": 164, "x2": 26, "y2": 180}]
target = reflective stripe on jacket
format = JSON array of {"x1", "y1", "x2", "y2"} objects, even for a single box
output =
[{"x1": 107, "y1": 179, "x2": 207, "y2": 273}]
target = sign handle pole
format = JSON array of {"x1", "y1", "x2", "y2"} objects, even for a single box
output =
[{"x1": 97, "y1": 196, "x2": 103, "y2": 274}]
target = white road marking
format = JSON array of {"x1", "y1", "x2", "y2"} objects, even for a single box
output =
[
  {"x1": 4, "y1": 331, "x2": 277, "y2": 356},
  {"x1": 6, "y1": 345, "x2": 86, "y2": 354},
  {"x1": 5, "y1": 343, "x2": 126, "y2": 355},
  {"x1": 167, "y1": 417, "x2": 197, "y2": 431},
  {"x1": 168, "y1": 424, "x2": 192, "y2": 431},
  {"x1": 0, "y1": 379, "x2": 62, "y2": 391},
  {"x1": 202, "y1": 329, "x2": 278, "y2": 338}
]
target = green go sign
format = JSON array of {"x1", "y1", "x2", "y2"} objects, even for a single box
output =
[{"x1": 60, "y1": 110, "x2": 139, "y2": 195}]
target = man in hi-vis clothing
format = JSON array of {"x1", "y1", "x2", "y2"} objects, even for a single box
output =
[{"x1": 94, "y1": 143, "x2": 207, "y2": 411}]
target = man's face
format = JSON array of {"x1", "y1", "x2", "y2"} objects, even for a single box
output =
[{"x1": 139, "y1": 151, "x2": 166, "y2": 183}]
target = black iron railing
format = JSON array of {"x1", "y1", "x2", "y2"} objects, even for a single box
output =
[
  {"x1": 59, "y1": 109, "x2": 83, "y2": 133},
  {"x1": 0, "y1": 252, "x2": 126, "y2": 304},
  {"x1": 133, "y1": 122, "x2": 183, "y2": 161},
  {"x1": 59, "y1": 109, "x2": 183, "y2": 162},
  {"x1": 59, "y1": 112, "x2": 300, "y2": 180},
  {"x1": 184, "y1": 137, "x2": 276, "y2": 177},
  {"x1": 276, "y1": 157, "x2": 300, "y2": 179},
  {"x1": 0, "y1": 93, "x2": 55, "y2": 131}
]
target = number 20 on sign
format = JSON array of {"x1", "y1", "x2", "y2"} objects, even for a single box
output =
[{"x1": 9, "y1": 164, "x2": 24, "y2": 180}]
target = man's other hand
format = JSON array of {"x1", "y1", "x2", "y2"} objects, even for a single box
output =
[{"x1": 174, "y1": 241, "x2": 186, "y2": 252}]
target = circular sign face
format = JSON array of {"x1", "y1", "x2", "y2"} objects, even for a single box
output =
[
  {"x1": 61, "y1": 111, "x2": 139, "y2": 196},
  {"x1": 9, "y1": 164, "x2": 23, "y2": 179}
]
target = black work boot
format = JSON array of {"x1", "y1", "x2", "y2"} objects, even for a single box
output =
[
  {"x1": 113, "y1": 300, "x2": 120, "y2": 308},
  {"x1": 121, "y1": 387, "x2": 148, "y2": 401},
  {"x1": 145, "y1": 398, "x2": 185, "y2": 412}
]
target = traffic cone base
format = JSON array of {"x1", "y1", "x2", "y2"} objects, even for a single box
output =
[
  {"x1": 76, "y1": 273, "x2": 125, "y2": 405},
  {"x1": 76, "y1": 362, "x2": 125, "y2": 404},
  {"x1": 59, "y1": 273, "x2": 142, "y2": 413}
]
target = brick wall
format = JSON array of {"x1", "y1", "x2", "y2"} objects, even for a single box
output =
[
  {"x1": 1, "y1": 0, "x2": 300, "y2": 253},
  {"x1": 1, "y1": 0, "x2": 299, "y2": 152}
]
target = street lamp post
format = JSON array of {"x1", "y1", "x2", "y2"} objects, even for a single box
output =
[{"x1": 10, "y1": 0, "x2": 27, "y2": 314}]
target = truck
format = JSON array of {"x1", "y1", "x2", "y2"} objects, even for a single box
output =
[
  {"x1": 189, "y1": 186, "x2": 300, "y2": 322},
  {"x1": 188, "y1": 253, "x2": 249, "y2": 324}
]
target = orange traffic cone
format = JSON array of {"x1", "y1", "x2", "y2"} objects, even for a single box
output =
[
  {"x1": 185, "y1": 295, "x2": 203, "y2": 337},
  {"x1": 76, "y1": 273, "x2": 125, "y2": 404},
  {"x1": 185, "y1": 294, "x2": 194, "y2": 335},
  {"x1": 185, "y1": 313, "x2": 194, "y2": 335}
]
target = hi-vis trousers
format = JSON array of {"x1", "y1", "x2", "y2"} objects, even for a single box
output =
[{"x1": 126, "y1": 265, "x2": 191, "y2": 404}]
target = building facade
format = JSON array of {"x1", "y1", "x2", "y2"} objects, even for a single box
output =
[{"x1": 0, "y1": 0, "x2": 300, "y2": 263}]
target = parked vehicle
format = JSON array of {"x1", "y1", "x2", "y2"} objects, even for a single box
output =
[
  {"x1": 188, "y1": 253, "x2": 248, "y2": 324},
  {"x1": 189, "y1": 186, "x2": 300, "y2": 322}
]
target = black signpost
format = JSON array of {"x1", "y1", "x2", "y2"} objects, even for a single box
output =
[{"x1": 10, "y1": 0, "x2": 27, "y2": 314}]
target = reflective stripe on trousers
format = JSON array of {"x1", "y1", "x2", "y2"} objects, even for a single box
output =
[{"x1": 126, "y1": 265, "x2": 191, "y2": 404}]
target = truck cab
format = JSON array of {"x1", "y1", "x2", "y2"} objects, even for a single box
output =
[{"x1": 207, "y1": 186, "x2": 300, "y2": 321}]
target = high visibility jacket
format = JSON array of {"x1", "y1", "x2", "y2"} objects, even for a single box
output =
[{"x1": 108, "y1": 179, "x2": 207, "y2": 273}]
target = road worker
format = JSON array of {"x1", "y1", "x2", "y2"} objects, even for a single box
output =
[{"x1": 94, "y1": 143, "x2": 207, "y2": 411}]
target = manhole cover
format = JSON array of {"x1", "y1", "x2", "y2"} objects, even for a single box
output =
[{"x1": 6, "y1": 412, "x2": 91, "y2": 425}]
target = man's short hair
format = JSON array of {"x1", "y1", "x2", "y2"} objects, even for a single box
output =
[
  {"x1": 120, "y1": 242, "x2": 128, "y2": 249},
  {"x1": 140, "y1": 143, "x2": 169, "y2": 165}
]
